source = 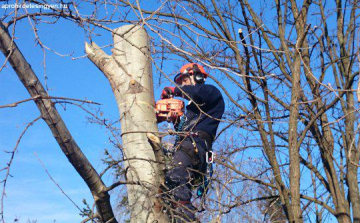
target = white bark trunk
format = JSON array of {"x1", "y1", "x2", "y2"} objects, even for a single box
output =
[{"x1": 86, "y1": 25, "x2": 168, "y2": 223}]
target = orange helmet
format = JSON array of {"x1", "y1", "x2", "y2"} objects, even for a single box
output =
[{"x1": 174, "y1": 63, "x2": 208, "y2": 84}]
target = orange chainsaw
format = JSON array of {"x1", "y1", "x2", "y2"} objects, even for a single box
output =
[{"x1": 156, "y1": 98, "x2": 184, "y2": 123}]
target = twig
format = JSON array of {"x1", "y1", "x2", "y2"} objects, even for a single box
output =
[
  {"x1": 0, "y1": 95, "x2": 101, "y2": 109},
  {"x1": 33, "y1": 152, "x2": 83, "y2": 213},
  {"x1": 1, "y1": 116, "x2": 41, "y2": 223},
  {"x1": 105, "y1": 180, "x2": 140, "y2": 192}
]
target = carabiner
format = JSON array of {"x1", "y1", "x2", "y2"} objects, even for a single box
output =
[{"x1": 206, "y1": 151, "x2": 215, "y2": 164}]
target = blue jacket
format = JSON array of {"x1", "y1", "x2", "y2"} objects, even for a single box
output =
[{"x1": 174, "y1": 83, "x2": 225, "y2": 140}]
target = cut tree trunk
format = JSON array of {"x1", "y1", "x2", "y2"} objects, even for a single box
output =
[{"x1": 86, "y1": 25, "x2": 168, "y2": 223}]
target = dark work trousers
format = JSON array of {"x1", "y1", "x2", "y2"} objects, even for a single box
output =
[{"x1": 165, "y1": 136, "x2": 208, "y2": 222}]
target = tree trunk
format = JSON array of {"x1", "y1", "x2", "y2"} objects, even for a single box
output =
[
  {"x1": 86, "y1": 25, "x2": 168, "y2": 223},
  {"x1": 0, "y1": 22, "x2": 117, "y2": 223},
  {"x1": 288, "y1": 58, "x2": 302, "y2": 223}
]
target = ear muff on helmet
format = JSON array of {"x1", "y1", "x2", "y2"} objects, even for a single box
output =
[
  {"x1": 190, "y1": 64, "x2": 205, "y2": 84},
  {"x1": 193, "y1": 72, "x2": 205, "y2": 84}
]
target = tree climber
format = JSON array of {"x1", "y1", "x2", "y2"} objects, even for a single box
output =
[{"x1": 161, "y1": 63, "x2": 225, "y2": 222}]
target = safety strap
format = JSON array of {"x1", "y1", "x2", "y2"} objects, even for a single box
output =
[
  {"x1": 178, "y1": 200, "x2": 191, "y2": 205},
  {"x1": 171, "y1": 200, "x2": 192, "y2": 208}
]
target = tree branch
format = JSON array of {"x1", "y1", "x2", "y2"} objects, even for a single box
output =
[{"x1": 0, "y1": 21, "x2": 117, "y2": 223}]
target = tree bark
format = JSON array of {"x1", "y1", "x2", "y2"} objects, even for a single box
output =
[
  {"x1": 0, "y1": 22, "x2": 117, "y2": 222},
  {"x1": 85, "y1": 25, "x2": 168, "y2": 223}
]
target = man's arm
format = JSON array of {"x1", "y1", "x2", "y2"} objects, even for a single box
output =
[{"x1": 174, "y1": 84, "x2": 216, "y2": 104}]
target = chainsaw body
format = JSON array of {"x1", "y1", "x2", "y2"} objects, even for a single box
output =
[{"x1": 156, "y1": 98, "x2": 184, "y2": 123}]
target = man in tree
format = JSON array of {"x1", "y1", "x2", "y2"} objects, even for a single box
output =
[{"x1": 161, "y1": 63, "x2": 225, "y2": 222}]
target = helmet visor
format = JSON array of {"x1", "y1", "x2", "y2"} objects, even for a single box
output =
[{"x1": 174, "y1": 73, "x2": 191, "y2": 85}]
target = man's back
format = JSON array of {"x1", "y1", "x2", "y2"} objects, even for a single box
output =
[{"x1": 174, "y1": 83, "x2": 225, "y2": 139}]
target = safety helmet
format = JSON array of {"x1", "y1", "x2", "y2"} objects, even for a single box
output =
[{"x1": 174, "y1": 63, "x2": 208, "y2": 84}]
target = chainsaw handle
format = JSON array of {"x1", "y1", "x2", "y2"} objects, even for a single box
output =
[{"x1": 161, "y1": 87, "x2": 175, "y2": 99}]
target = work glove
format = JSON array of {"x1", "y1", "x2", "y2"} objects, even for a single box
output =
[{"x1": 161, "y1": 87, "x2": 175, "y2": 99}]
